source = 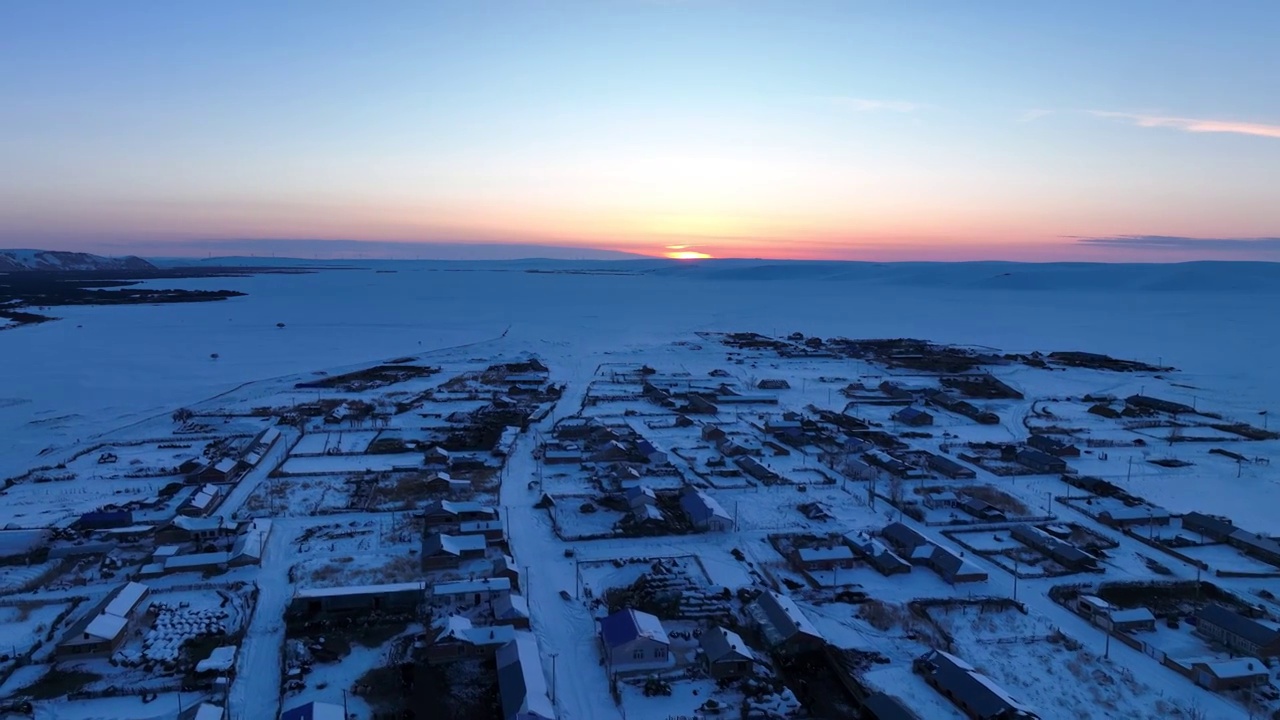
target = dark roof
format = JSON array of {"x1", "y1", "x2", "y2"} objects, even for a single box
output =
[
  {"x1": 920, "y1": 650, "x2": 1036, "y2": 719},
  {"x1": 894, "y1": 407, "x2": 932, "y2": 422},
  {"x1": 1015, "y1": 447, "x2": 1066, "y2": 468},
  {"x1": 1027, "y1": 435, "x2": 1067, "y2": 452},
  {"x1": 926, "y1": 454, "x2": 976, "y2": 477},
  {"x1": 862, "y1": 692, "x2": 920, "y2": 720},
  {"x1": 881, "y1": 522, "x2": 930, "y2": 551},
  {"x1": 1231, "y1": 529, "x2": 1280, "y2": 557},
  {"x1": 599, "y1": 608, "x2": 668, "y2": 648},
  {"x1": 1182, "y1": 512, "x2": 1235, "y2": 539},
  {"x1": 699, "y1": 626, "x2": 753, "y2": 664},
  {"x1": 1196, "y1": 604, "x2": 1280, "y2": 648}
]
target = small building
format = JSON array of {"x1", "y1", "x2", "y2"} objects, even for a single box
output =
[
  {"x1": 281, "y1": 701, "x2": 346, "y2": 720},
  {"x1": 893, "y1": 407, "x2": 934, "y2": 427},
  {"x1": 757, "y1": 379, "x2": 791, "y2": 390},
  {"x1": 1109, "y1": 607, "x2": 1156, "y2": 633},
  {"x1": 635, "y1": 440, "x2": 667, "y2": 464},
  {"x1": 431, "y1": 577, "x2": 512, "y2": 606},
  {"x1": 289, "y1": 582, "x2": 424, "y2": 618},
  {"x1": 543, "y1": 446, "x2": 584, "y2": 465},
  {"x1": 624, "y1": 485, "x2": 658, "y2": 512},
  {"x1": 421, "y1": 533, "x2": 488, "y2": 570},
  {"x1": 191, "y1": 457, "x2": 242, "y2": 485},
  {"x1": 424, "y1": 446, "x2": 453, "y2": 467},
  {"x1": 496, "y1": 632, "x2": 556, "y2": 720},
  {"x1": 1189, "y1": 657, "x2": 1269, "y2": 691},
  {"x1": 1180, "y1": 512, "x2": 1236, "y2": 542},
  {"x1": 427, "y1": 615, "x2": 516, "y2": 664},
  {"x1": 58, "y1": 581, "x2": 152, "y2": 658},
  {"x1": 178, "y1": 484, "x2": 223, "y2": 517},
  {"x1": 421, "y1": 500, "x2": 499, "y2": 529},
  {"x1": 600, "y1": 608, "x2": 672, "y2": 673},
  {"x1": 880, "y1": 522, "x2": 931, "y2": 555},
  {"x1": 1227, "y1": 529, "x2": 1280, "y2": 567},
  {"x1": 156, "y1": 515, "x2": 237, "y2": 546},
  {"x1": 493, "y1": 593, "x2": 531, "y2": 629},
  {"x1": 924, "y1": 491, "x2": 961, "y2": 510},
  {"x1": 458, "y1": 519, "x2": 505, "y2": 543},
  {"x1": 793, "y1": 545, "x2": 856, "y2": 571},
  {"x1": 1015, "y1": 448, "x2": 1068, "y2": 474},
  {"x1": 700, "y1": 626, "x2": 755, "y2": 680},
  {"x1": 926, "y1": 455, "x2": 977, "y2": 480},
  {"x1": 748, "y1": 590, "x2": 826, "y2": 655},
  {"x1": 861, "y1": 693, "x2": 921, "y2": 720},
  {"x1": 914, "y1": 649, "x2": 1038, "y2": 719},
  {"x1": 1195, "y1": 604, "x2": 1280, "y2": 658},
  {"x1": 701, "y1": 424, "x2": 728, "y2": 443},
  {"x1": 1026, "y1": 434, "x2": 1080, "y2": 457},
  {"x1": 1009, "y1": 524, "x2": 1097, "y2": 571},
  {"x1": 680, "y1": 487, "x2": 733, "y2": 532},
  {"x1": 491, "y1": 554, "x2": 521, "y2": 591},
  {"x1": 928, "y1": 546, "x2": 989, "y2": 584},
  {"x1": 424, "y1": 472, "x2": 470, "y2": 496},
  {"x1": 959, "y1": 497, "x2": 1006, "y2": 522},
  {"x1": 845, "y1": 532, "x2": 913, "y2": 576},
  {"x1": 591, "y1": 440, "x2": 631, "y2": 463},
  {"x1": 1094, "y1": 500, "x2": 1172, "y2": 529}
]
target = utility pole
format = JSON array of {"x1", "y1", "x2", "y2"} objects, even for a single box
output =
[
  {"x1": 550, "y1": 653, "x2": 559, "y2": 703},
  {"x1": 1104, "y1": 622, "x2": 1111, "y2": 659}
]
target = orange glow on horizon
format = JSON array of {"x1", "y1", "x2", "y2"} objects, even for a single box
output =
[{"x1": 666, "y1": 250, "x2": 713, "y2": 260}]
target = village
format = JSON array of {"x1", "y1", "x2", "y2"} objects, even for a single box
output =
[{"x1": 0, "y1": 332, "x2": 1278, "y2": 720}]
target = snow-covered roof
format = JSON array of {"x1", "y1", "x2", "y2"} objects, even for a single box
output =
[
  {"x1": 153, "y1": 544, "x2": 182, "y2": 558},
  {"x1": 232, "y1": 518, "x2": 271, "y2": 562},
  {"x1": 0, "y1": 528, "x2": 50, "y2": 558},
  {"x1": 1189, "y1": 656, "x2": 1267, "y2": 678},
  {"x1": 213, "y1": 457, "x2": 239, "y2": 473},
  {"x1": 433, "y1": 577, "x2": 511, "y2": 596},
  {"x1": 104, "y1": 582, "x2": 149, "y2": 618},
  {"x1": 194, "y1": 703, "x2": 225, "y2": 720},
  {"x1": 496, "y1": 632, "x2": 555, "y2": 720},
  {"x1": 165, "y1": 551, "x2": 232, "y2": 570},
  {"x1": 295, "y1": 582, "x2": 425, "y2": 600},
  {"x1": 459, "y1": 519, "x2": 504, "y2": 534},
  {"x1": 797, "y1": 546, "x2": 854, "y2": 563},
  {"x1": 84, "y1": 612, "x2": 128, "y2": 642},
  {"x1": 172, "y1": 515, "x2": 236, "y2": 533},
  {"x1": 635, "y1": 504, "x2": 665, "y2": 523},
  {"x1": 600, "y1": 608, "x2": 670, "y2": 648},
  {"x1": 424, "y1": 532, "x2": 487, "y2": 556},
  {"x1": 700, "y1": 626, "x2": 754, "y2": 664},
  {"x1": 679, "y1": 488, "x2": 731, "y2": 523},
  {"x1": 495, "y1": 593, "x2": 530, "y2": 621},
  {"x1": 434, "y1": 615, "x2": 517, "y2": 646},
  {"x1": 195, "y1": 645, "x2": 237, "y2": 673},
  {"x1": 1110, "y1": 607, "x2": 1155, "y2": 624},
  {"x1": 752, "y1": 591, "x2": 823, "y2": 647}
]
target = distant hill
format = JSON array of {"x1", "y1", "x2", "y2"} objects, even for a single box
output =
[{"x1": 0, "y1": 249, "x2": 156, "y2": 272}]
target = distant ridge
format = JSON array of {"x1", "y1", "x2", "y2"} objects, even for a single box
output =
[
  {"x1": 131, "y1": 238, "x2": 648, "y2": 262},
  {"x1": 0, "y1": 249, "x2": 156, "y2": 272}
]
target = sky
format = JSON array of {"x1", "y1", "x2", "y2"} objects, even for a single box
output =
[{"x1": 1, "y1": 1, "x2": 1279, "y2": 262}]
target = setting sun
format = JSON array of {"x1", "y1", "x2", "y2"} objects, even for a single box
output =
[{"x1": 666, "y1": 251, "x2": 713, "y2": 260}]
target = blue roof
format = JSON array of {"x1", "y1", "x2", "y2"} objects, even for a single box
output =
[
  {"x1": 599, "y1": 608, "x2": 669, "y2": 648},
  {"x1": 895, "y1": 407, "x2": 930, "y2": 420}
]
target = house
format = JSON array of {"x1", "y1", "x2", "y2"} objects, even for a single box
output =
[
  {"x1": 599, "y1": 608, "x2": 672, "y2": 672},
  {"x1": 635, "y1": 440, "x2": 667, "y2": 464},
  {"x1": 757, "y1": 379, "x2": 791, "y2": 390},
  {"x1": 493, "y1": 593, "x2": 531, "y2": 629},
  {"x1": 178, "y1": 484, "x2": 222, "y2": 517},
  {"x1": 431, "y1": 577, "x2": 512, "y2": 606},
  {"x1": 700, "y1": 626, "x2": 755, "y2": 680},
  {"x1": 1181, "y1": 512, "x2": 1235, "y2": 542},
  {"x1": 424, "y1": 446, "x2": 453, "y2": 467},
  {"x1": 633, "y1": 504, "x2": 666, "y2": 525},
  {"x1": 928, "y1": 546, "x2": 989, "y2": 584},
  {"x1": 861, "y1": 693, "x2": 921, "y2": 720},
  {"x1": 624, "y1": 485, "x2": 658, "y2": 512},
  {"x1": 1195, "y1": 604, "x2": 1280, "y2": 658},
  {"x1": 288, "y1": 582, "x2": 424, "y2": 618},
  {"x1": 1227, "y1": 529, "x2": 1280, "y2": 567},
  {"x1": 844, "y1": 532, "x2": 912, "y2": 576},
  {"x1": 793, "y1": 545, "x2": 856, "y2": 571},
  {"x1": 1109, "y1": 607, "x2": 1156, "y2": 633},
  {"x1": 421, "y1": 533, "x2": 488, "y2": 570},
  {"x1": 458, "y1": 519, "x2": 505, "y2": 543},
  {"x1": 190, "y1": 703, "x2": 226, "y2": 720},
  {"x1": 914, "y1": 649, "x2": 1038, "y2": 719},
  {"x1": 543, "y1": 447, "x2": 584, "y2": 465},
  {"x1": 1009, "y1": 525, "x2": 1097, "y2": 571},
  {"x1": 591, "y1": 440, "x2": 631, "y2": 463},
  {"x1": 880, "y1": 522, "x2": 931, "y2": 555},
  {"x1": 421, "y1": 500, "x2": 499, "y2": 529},
  {"x1": 58, "y1": 581, "x2": 151, "y2": 658},
  {"x1": 281, "y1": 702, "x2": 346, "y2": 720},
  {"x1": 701, "y1": 425, "x2": 728, "y2": 443},
  {"x1": 426, "y1": 615, "x2": 516, "y2": 664},
  {"x1": 190, "y1": 457, "x2": 242, "y2": 485},
  {"x1": 424, "y1": 472, "x2": 470, "y2": 495},
  {"x1": 748, "y1": 590, "x2": 826, "y2": 655},
  {"x1": 764, "y1": 418, "x2": 804, "y2": 440},
  {"x1": 1026, "y1": 434, "x2": 1080, "y2": 457},
  {"x1": 926, "y1": 455, "x2": 977, "y2": 479},
  {"x1": 679, "y1": 488, "x2": 733, "y2": 532},
  {"x1": 240, "y1": 426, "x2": 281, "y2": 467},
  {"x1": 492, "y1": 554, "x2": 522, "y2": 591},
  {"x1": 959, "y1": 497, "x2": 1006, "y2": 522},
  {"x1": 496, "y1": 632, "x2": 556, "y2": 720},
  {"x1": 1189, "y1": 657, "x2": 1269, "y2": 691},
  {"x1": 1094, "y1": 500, "x2": 1172, "y2": 528},
  {"x1": 1015, "y1": 448, "x2": 1067, "y2": 474},
  {"x1": 893, "y1": 407, "x2": 934, "y2": 427},
  {"x1": 924, "y1": 491, "x2": 961, "y2": 509},
  {"x1": 156, "y1": 515, "x2": 237, "y2": 546}
]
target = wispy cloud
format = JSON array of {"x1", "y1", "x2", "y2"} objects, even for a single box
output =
[
  {"x1": 1072, "y1": 235, "x2": 1280, "y2": 251},
  {"x1": 1091, "y1": 111, "x2": 1280, "y2": 140},
  {"x1": 1018, "y1": 108, "x2": 1053, "y2": 123},
  {"x1": 826, "y1": 96, "x2": 928, "y2": 113}
]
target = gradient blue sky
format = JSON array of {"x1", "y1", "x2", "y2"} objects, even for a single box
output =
[{"x1": 2, "y1": 1, "x2": 1278, "y2": 260}]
